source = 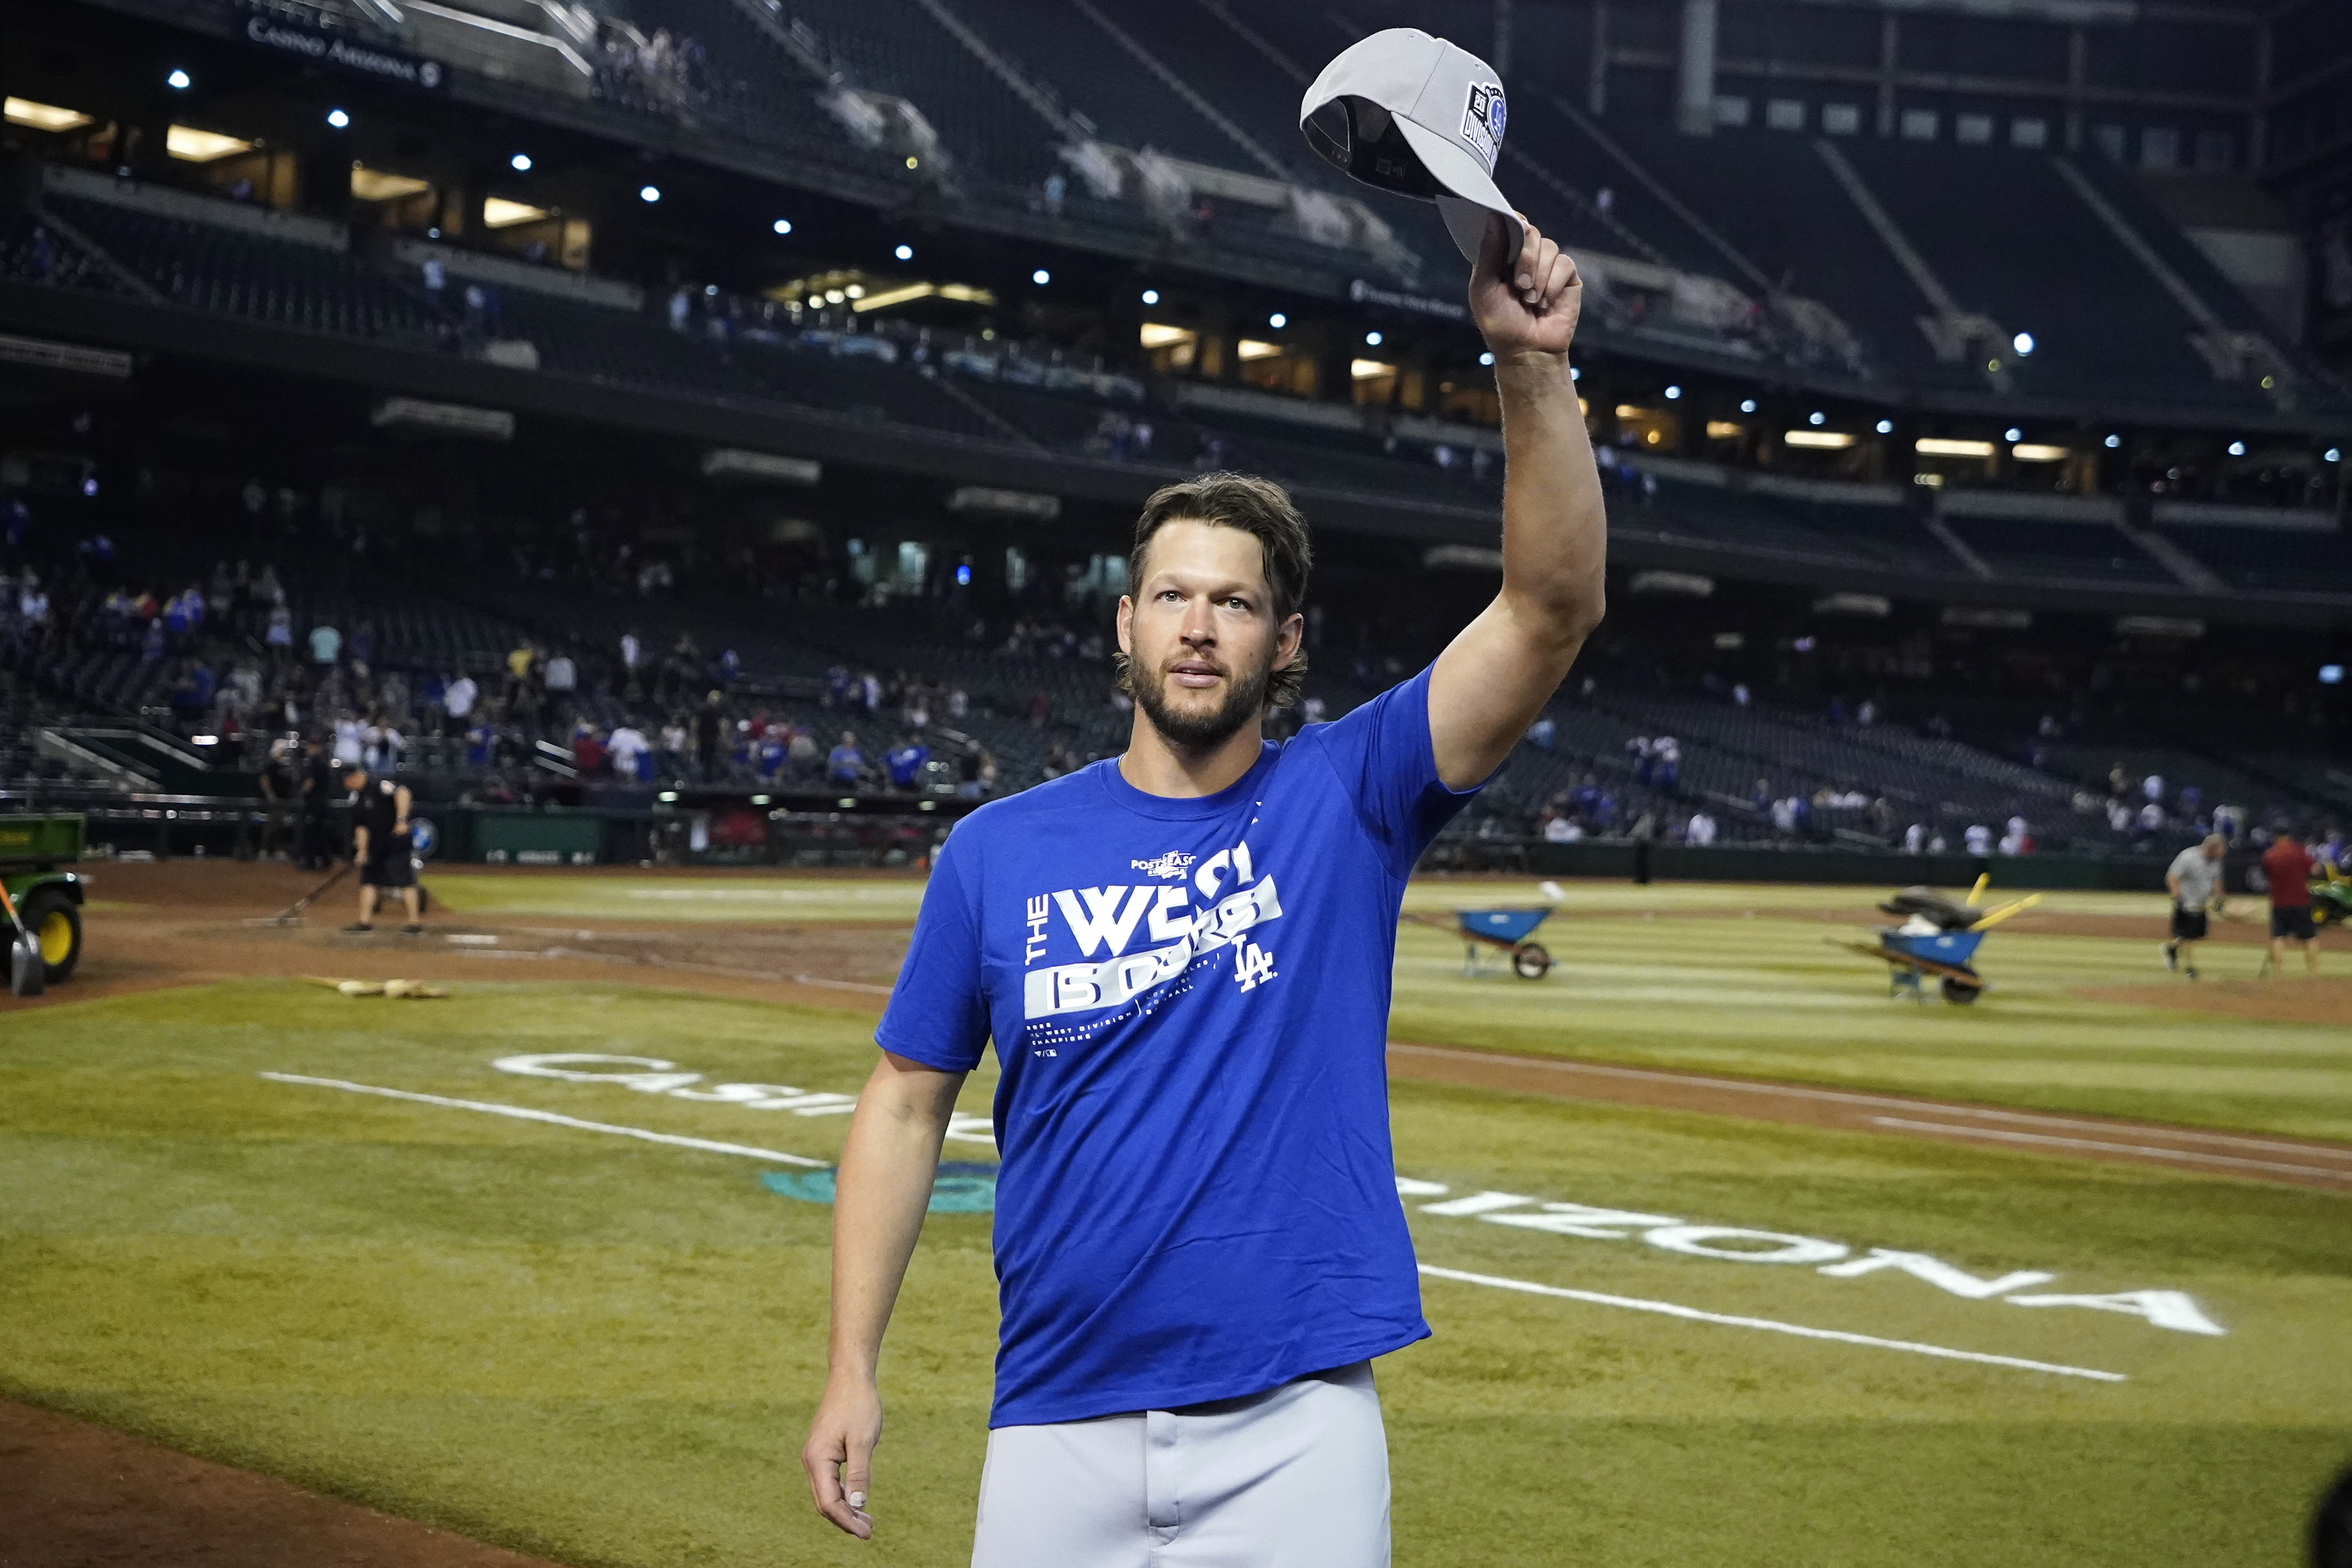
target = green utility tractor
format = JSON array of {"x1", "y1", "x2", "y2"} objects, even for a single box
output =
[{"x1": 0, "y1": 815, "x2": 88, "y2": 991}]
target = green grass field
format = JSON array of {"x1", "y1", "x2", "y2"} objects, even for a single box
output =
[
  {"x1": 436, "y1": 872, "x2": 2352, "y2": 1139},
  {"x1": 1392, "y1": 885, "x2": 2352, "y2": 1141},
  {"x1": 4, "y1": 975, "x2": 2349, "y2": 1566}
]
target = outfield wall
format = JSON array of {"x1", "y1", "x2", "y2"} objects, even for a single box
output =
[{"x1": 1482, "y1": 842, "x2": 2178, "y2": 892}]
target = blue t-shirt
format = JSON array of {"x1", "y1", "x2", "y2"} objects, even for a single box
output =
[{"x1": 875, "y1": 666, "x2": 1478, "y2": 1427}]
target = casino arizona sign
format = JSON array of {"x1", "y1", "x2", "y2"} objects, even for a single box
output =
[{"x1": 240, "y1": 10, "x2": 448, "y2": 91}]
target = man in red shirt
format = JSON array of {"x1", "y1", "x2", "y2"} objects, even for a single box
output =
[{"x1": 2262, "y1": 830, "x2": 2321, "y2": 977}]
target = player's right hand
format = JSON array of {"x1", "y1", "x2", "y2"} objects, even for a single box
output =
[{"x1": 803, "y1": 1375, "x2": 882, "y2": 1539}]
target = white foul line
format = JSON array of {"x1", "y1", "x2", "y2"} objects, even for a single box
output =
[
  {"x1": 1417, "y1": 1264, "x2": 2126, "y2": 1383},
  {"x1": 259, "y1": 1073, "x2": 830, "y2": 1167},
  {"x1": 1870, "y1": 1117, "x2": 2352, "y2": 1181}
]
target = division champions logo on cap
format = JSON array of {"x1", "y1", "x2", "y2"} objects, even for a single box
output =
[{"x1": 1462, "y1": 82, "x2": 1505, "y2": 172}]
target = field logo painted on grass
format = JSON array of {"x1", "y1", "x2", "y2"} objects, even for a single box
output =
[
  {"x1": 1399, "y1": 1176, "x2": 2225, "y2": 1337},
  {"x1": 762, "y1": 1161, "x2": 996, "y2": 1213},
  {"x1": 490, "y1": 1053, "x2": 996, "y2": 1144}
]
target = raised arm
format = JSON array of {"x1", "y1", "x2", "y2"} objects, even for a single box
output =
[
  {"x1": 802, "y1": 1049, "x2": 967, "y2": 1540},
  {"x1": 1428, "y1": 215, "x2": 1607, "y2": 789}
]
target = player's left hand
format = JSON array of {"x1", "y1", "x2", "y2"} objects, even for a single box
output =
[{"x1": 1469, "y1": 211, "x2": 1580, "y2": 359}]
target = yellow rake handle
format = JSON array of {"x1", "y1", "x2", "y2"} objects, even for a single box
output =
[{"x1": 1967, "y1": 894, "x2": 2044, "y2": 932}]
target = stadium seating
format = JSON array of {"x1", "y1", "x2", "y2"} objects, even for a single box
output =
[
  {"x1": 1938, "y1": 516, "x2": 2175, "y2": 585},
  {"x1": 2159, "y1": 524, "x2": 2352, "y2": 596},
  {"x1": 42, "y1": 193, "x2": 444, "y2": 347}
]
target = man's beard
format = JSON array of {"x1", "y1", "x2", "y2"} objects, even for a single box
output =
[{"x1": 1134, "y1": 654, "x2": 1271, "y2": 751}]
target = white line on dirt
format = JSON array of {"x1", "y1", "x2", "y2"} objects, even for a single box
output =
[
  {"x1": 1417, "y1": 1264, "x2": 2127, "y2": 1382},
  {"x1": 1869, "y1": 1117, "x2": 2352, "y2": 1181},
  {"x1": 259, "y1": 1073, "x2": 829, "y2": 1166},
  {"x1": 1388, "y1": 1043, "x2": 2352, "y2": 1160}
]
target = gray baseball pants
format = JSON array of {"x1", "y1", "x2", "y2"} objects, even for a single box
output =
[{"x1": 970, "y1": 1361, "x2": 1390, "y2": 1567}]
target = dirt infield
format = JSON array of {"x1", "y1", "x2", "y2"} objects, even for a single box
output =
[
  {"x1": 0, "y1": 1399, "x2": 563, "y2": 1568},
  {"x1": 2075, "y1": 976, "x2": 2352, "y2": 1025},
  {"x1": 23, "y1": 860, "x2": 909, "y2": 1013}
]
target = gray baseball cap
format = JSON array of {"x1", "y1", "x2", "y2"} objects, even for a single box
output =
[{"x1": 1301, "y1": 27, "x2": 1522, "y2": 269}]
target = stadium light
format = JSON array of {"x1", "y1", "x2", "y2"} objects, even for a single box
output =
[
  {"x1": 2327, "y1": 447, "x2": 2343, "y2": 463},
  {"x1": 2104, "y1": 434, "x2": 2122, "y2": 449},
  {"x1": 510, "y1": 152, "x2": 532, "y2": 172},
  {"x1": 166, "y1": 68, "x2": 191, "y2": 90},
  {"x1": 1739, "y1": 399, "x2": 1757, "y2": 414},
  {"x1": 1480, "y1": 351, "x2": 1495, "y2": 367},
  {"x1": 1364, "y1": 331, "x2": 1381, "y2": 346},
  {"x1": 325, "y1": 108, "x2": 350, "y2": 129},
  {"x1": 1032, "y1": 269, "x2": 1050, "y2": 285},
  {"x1": 2012, "y1": 331, "x2": 2035, "y2": 357},
  {"x1": 894, "y1": 243, "x2": 913, "y2": 261},
  {"x1": 1663, "y1": 385, "x2": 1682, "y2": 400},
  {"x1": 955, "y1": 563, "x2": 973, "y2": 586},
  {"x1": 639, "y1": 184, "x2": 661, "y2": 203},
  {"x1": 1808, "y1": 410, "x2": 1826, "y2": 426},
  {"x1": 1140, "y1": 288, "x2": 1158, "y2": 304},
  {"x1": 772, "y1": 218, "x2": 792, "y2": 235},
  {"x1": 1875, "y1": 419, "x2": 1894, "y2": 434},
  {"x1": 2321, "y1": 664, "x2": 2345, "y2": 685},
  {"x1": 2004, "y1": 427, "x2": 2022, "y2": 442},
  {"x1": 2227, "y1": 440, "x2": 2247, "y2": 457},
  {"x1": 1568, "y1": 365, "x2": 1579, "y2": 380},
  {"x1": 1268, "y1": 312, "x2": 1286, "y2": 329}
]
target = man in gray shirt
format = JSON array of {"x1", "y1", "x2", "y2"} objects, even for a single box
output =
[{"x1": 2163, "y1": 834, "x2": 2227, "y2": 978}]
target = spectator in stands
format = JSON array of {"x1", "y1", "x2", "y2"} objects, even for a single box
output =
[
  {"x1": 789, "y1": 727, "x2": 820, "y2": 779},
  {"x1": 2143, "y1": 772, "x2": 2166, "y2": 804},
  {"x1": 265, "y1": 600, "x2": 293, "y2": 661},
  {"x1": 885, "y1": 736, "x2": 930, "y2": 792},
  {"x1": 2319, "y1": 828, "x2": 2347, "y2": 871},
  {"x1": 693, "y1": 692, "x2": 724, "y2": 783},
  {"x1": 608, "y1": 722, "x2": 649, "y2": 781},
  {"x1": 1965, "y1": 823, "x2": 1993, "y2": 856},
  {"x1": 1904, "y1": 822, "x2": 1927, "y2": 855},
  {"x1": 1526, "y1": 715, "x2": 1555, "y2": 751},
  {"x1": 659, "y1": 719, "x2": 687, "y2": 777},
  {"x1": 442, "y1": 671, "x2": 478, "y2": 739},
  {"x1": 828, "y1": 731, "x2": 865, "y2": 787},
  {"x1": 2136, "y1": 800, "x2": 2165, "y2": 843},
  {"x1": 2110, "y1": 764, "x2": 2131, "y2": 801},
  {"x1": 572, "y1": 724, "x2": 608, "y2": 776},
  {"x1": 1686, "y1": 810, "x2": 1718, "y2": 847},
  {"x1": 2262, "y1": 829, "x2": 2322, "y2": 977},
  {"x1": 308, "y1": 621, "x2": 341, "y2": 668},
  {"x1": 620, "y1": 629, "x2": 642, "y2": 681},
  {"x1": 1653, "y1": 736, "x2": 1680, "y2": 791}
]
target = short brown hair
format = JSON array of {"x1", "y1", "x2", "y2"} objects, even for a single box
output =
[{"x1": 1118, "y1": 472, "x2": 1312, "y2": 708}]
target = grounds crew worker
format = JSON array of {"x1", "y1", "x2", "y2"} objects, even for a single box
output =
[
  {"x1": 341, "y1": 764, "x2": 422, "y2": 935},
  {"x1": 2162, "y1": 832, "x2": 2226, "y2": 979},
  {"x1": 2262, "y1": 828, "x2": 2321, "y2": 977},
  {"x1": 802, "y1": 69, "x2": 1605, "y2": 1565}
]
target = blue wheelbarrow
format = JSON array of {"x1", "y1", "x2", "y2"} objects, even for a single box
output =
[
  {"x1": 1835, "y1": 875, "x2": 2044, "y2": 1005},
  {"x1": 1407, "y1": 906, "x2": 1554, "y2": 979}
]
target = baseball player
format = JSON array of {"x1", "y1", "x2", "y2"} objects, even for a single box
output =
[
  {"x1": 804, "y1": 32, "x2": 1602, "y2": 1566},
  {"x1": 2161, "y1": 832, "x2": 2226, "y2": 979}
]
